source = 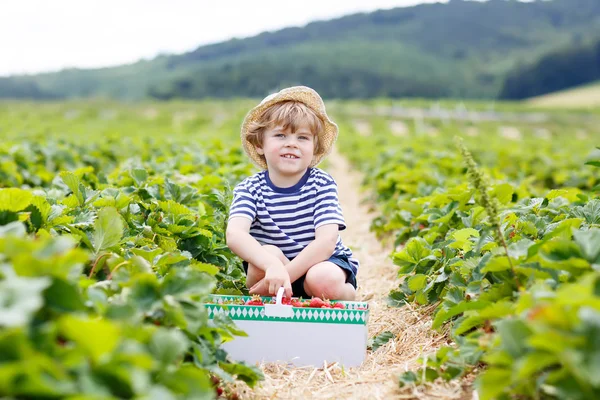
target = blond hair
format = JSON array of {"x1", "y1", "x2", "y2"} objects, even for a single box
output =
[{"x1": 246, "y1": 101, "x2": 325, "y2": 158}]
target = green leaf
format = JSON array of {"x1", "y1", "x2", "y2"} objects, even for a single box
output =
[
  {"x1": 432, "y1": 300, "x2": 490, "y2": 329},
  {"x1": 481, "y1": 256, "x2": 511, "y2": 272},
  {"x1": 0, "y1": 211, "x2": 19, "y2": 227},
  {"x1": 585, "y1": 161, "x2": 600, "y2": 167},
  {"x1": 44, "y1": 278, "x2": 86, "y2": 312},
  {"x1": 452, "y1": 228, "x2": 480, "y2": 242},
  {"x1": 219, "y1": 362, "x2": 264, "y2": 387},
  {"x1": 92, "y1": 207, "x2": 124, "y2": 253},
  {"x1": 387, "y1": 289, "x2": 408, "y2": 307},
  {"x1": 393, "y1": 237, "x2": 434, "y2": 270},
  {"x1": 130, "y1": 168, "x2": 149, "y2": 187},
  {"x1": 130, "y1": 273, "x2": 162, "y2": 310},
  {"x1": 0, "y1": 188, "x2": 33, "y2": 212},
  {"x1": 0, "y1": 221, "x2": 27, "y2": 237},
  {"x1": 495, "y1": 319, "x2": 532, "y2": 357},
  {"x1": 367, "y1": 331, "x2": 394, "y2": 351},
  {"x1": 59, "y1": 171, "x2": 84, "y2": 206},
  {"x1": 491, "y1": 183, "x2": 514, "y2": 205},
  {"x1": 573, "y1": 229, "x2": 600, "y2": 264},
  {"x1": 0, "y1": 275, "x2": 51, "y2": 327},
  {"x1": 515, "y1": 352, "x2": 558, "y2": 380},
  {"x1": 190, "y1": 261, "x2": 220, "y2": 276},
  {"x1": 149, "y1": 328, "x2": 189, "y2": 365},
  {"x1": 59, "y1": 315, "x2": 120, "y2": 362},
  {"x1": 408, "y1": 274, "x2": 428, "y2": 292},
  {"x1": 477, "y1": 368, "x2": 511, "y2": 400}
]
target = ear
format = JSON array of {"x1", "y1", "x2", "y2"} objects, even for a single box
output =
[{"x1": 256, "y1": 146, "x2": 264, "y2": 156}]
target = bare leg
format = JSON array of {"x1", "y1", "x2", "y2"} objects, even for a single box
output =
[{"x1": 303, "y1": 262, "x2": 356, "y2": 301}]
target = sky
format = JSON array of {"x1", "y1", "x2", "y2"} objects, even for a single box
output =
[{"x1": 0, "y1": 0, "x2": 447, "y2": 77}]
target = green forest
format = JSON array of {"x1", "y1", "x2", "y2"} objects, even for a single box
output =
[{"x1": 1, "y1": 0, "x2": 600, "y2": 101}]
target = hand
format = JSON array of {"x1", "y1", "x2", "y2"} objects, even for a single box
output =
[{"x1": 262, "y1": 263, "x2": 292, "y2": 298}]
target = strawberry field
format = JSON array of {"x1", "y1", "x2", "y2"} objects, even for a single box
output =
[
  {"x1": 334, "y1": 100, "x2": 600, "y2": 399},
  {"x1": 1, "y1": 99, "x2": 599, "y2": 399}
]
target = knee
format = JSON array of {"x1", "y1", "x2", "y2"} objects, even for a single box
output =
[{"x1": 305, "y1": 264, "x2": 345, "y2": 299}]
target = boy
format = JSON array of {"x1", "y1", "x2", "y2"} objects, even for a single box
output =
[{"x1": 226, "y1": 86, "x2": 358, "y2": 301}]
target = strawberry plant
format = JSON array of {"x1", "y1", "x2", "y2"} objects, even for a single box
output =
[
  {"x1": 0, "y1": 102, "x2": 262, "y2": 398},
  {"x1": 333, "y1": 102, "x2": 600, "y2": 398}
]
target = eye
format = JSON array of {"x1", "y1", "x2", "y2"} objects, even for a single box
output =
[
  {"x1": 274, "y1": 133, "x2": 285, "y2": 138},
  {"x1": 299, "y1": 136, "x2": 310, "y2": 140}
]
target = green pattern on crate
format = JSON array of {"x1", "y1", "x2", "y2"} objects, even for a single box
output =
[{"x1": 206, "y1": 295, "x2": 369, "y2": 325}]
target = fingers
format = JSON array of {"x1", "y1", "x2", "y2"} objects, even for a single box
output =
[{"x1": 284, "y1": 281, "x2": 293, "y2": 299}]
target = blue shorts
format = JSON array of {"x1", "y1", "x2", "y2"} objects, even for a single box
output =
[{"x1": 243, "y1": 254, "x2": 357, "y2": 299}]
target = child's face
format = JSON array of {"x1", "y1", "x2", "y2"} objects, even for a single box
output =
[{"x1": 257, "y1": 122, "x2": 315, "y2": 180}]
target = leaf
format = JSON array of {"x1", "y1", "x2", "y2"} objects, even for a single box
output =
[
  {"x1": 367, "y1": 331, "x2": 395, "y2": 351},
  {"x1": 0, "y1": 275, "x2": 51, "y2": 327},
  {"x1": 92, "y1": 207, "x2": 124, "y2": 254},
  {"x1": 452, "y1": 228, "x2": 480, "y2": 242},
  {"x1": 573, "y1": 229, "x2": 600, "y2": 264},
  {"x1": 432, "y1": 300, "x2": 490, "y2": 329},
  {"x1": 515, "y1": 352, "x2": 558, "y2": 380},
  {"x1": 393, "y1": 237, "x2": 434, "y2": 270},
  {"x1": 190, "y1": 261, "x2": 220, "y2": 276},
  {"x1": 387, "y1": 289, "x2": 408, "y2": 307},
  {"x1": 507, "y1": 239, "x2": 534, "y2": 260},
  {"x1": 408, "y1": 274, "x2": 428, "y2": 292},
  {"x1": 491, "y1": 183, "x2": 514, "y2": 205},
  {"x1": 43, "y1": 277, "x2": 86, "y2": 312},
  {"x1": 0, "y1": 188, "x2": 33, "y2": 212},
  {"x1": 584, "y1": 161, "x2": 600, "y2": 167},
  {"x1": 130, "y1": 168, "x2": 148, "y2": 187},
  {"x1": 398, "y1": 371, "x2": 418, "y2": 387},
  {"x1": 59, "y1": 171, "x2": 84, "y2": 206},
  {"x1": 495, "y1": 319, "x2": 532, "y2": 357},
  {"x1": 481, "y1": 256, "x2": 511, "y2": 273},
  {"x1": 59, "y1": 315, "x2": 120, "y2": 363},
  {"x1": 477, "y1": 368, "x2": 511, "y2": 400},
  {"x1": 219, "y1": 362, "x2": 264, "y2": 387},
  {"x1": 0, "y1": 221, "x2": 26, "y2": 237},
  {"x1": 149, "y1": 328, "x2": 189, "y2": 365}
]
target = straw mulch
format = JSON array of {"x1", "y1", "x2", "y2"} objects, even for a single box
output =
[{"x1": 233, "y1": 149, "x2": 475, "y2": 400}]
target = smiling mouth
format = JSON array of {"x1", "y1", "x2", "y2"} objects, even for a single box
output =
[{"x1": 281, "y1": 154, "x2": 299, "y2": 159}]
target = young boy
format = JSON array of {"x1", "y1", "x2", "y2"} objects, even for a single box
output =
[{"x1": 226, "y1": 86, "x2": 358, "y2": 301}]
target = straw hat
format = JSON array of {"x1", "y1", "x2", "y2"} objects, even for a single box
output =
[{"x1": 241, "y1": 86, "x2": 339, "y2": 170}]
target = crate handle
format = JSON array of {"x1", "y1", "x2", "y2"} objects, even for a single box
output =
[{"x1": 264, "y1": 287, "x2": 294, "y2": 318}]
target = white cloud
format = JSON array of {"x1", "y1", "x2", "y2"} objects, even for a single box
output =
[{"x1": 0, "y1": 0, "x2": 446, "y2": 76}]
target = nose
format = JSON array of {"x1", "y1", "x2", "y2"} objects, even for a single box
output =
[{"x1": 285, "y1": 136, "x2": 299, "y2": 147}]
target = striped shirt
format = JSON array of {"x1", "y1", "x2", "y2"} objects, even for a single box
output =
[{"x1": 228, "y1": 168, "x2": 359, "y2": 274}]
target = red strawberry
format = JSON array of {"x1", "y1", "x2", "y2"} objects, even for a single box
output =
[
  {"x1": 280, "y1": 297, "x2": 293, "y2": 305},
  {"x1": 291, "y1": 300, "x2": 304, "y2": 307},
  {"x1": 309, "y1": 297, "x2": 325, "y2": 308},
  {"x1": 333, "y1": 302, "x2": 346, "y2": 309},
  {"x1": 245, "y1": 295, "x2": 264, "y2": 306}
]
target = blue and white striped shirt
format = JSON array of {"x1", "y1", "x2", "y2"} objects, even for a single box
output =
[{"x1": 228, "y1": 168, "x2": 359, "y2": 274}]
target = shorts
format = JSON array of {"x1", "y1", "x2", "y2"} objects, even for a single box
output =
[{"x1": 243, "y1": 254, "x2": 357, "y2": 299}]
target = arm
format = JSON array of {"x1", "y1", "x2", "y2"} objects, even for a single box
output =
[
  {"x1": 226, "y1": 217, "x2": 282, "y2": 272},
  {"x1": 285, "y1": 223, "x2": 339, "y2": 282},
  {"x1": 226, "y1": 217, "x2": 292, "y2": 297}
]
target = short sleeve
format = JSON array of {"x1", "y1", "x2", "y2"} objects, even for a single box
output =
[
  {"x1": 313, "y1": 177, "x2": 346, "y2": 231},
  {"x1": 228, "y1": 182, "x2": 257, "y2": 222}
]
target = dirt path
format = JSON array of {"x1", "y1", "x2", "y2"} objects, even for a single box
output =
[{"x1": 240, "y1": 148, "x2": 470, "y2": 399}]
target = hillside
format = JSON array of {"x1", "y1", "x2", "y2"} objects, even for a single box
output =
[
  {"x1": 2, "y1": 0, "x2": 600, "y2": 100},
  {"x1": 500, "y1": 38, "x2": 600, "y2": 100},
  {"x1": 527, "y1": 81, "x2": 600, "y2": 108}
]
